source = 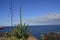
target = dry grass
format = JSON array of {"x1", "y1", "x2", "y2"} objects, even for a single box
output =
[
  {"x1": 27, "y1": 36, "x2": 37, "y2": 40},
  {"x1": 0, "y1": 36, "x2": 37, "y2": 40},
  {"x1": 0, "y1": 36, "x2": 19, "y2": 40}
]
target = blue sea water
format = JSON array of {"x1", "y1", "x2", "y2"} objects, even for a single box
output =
[
  {"x1": 29, "y1": 25, "x2": 60, "y2": 39},
  {"x1": 0, "y1": 25, "x2": 60, "y2": 39}
]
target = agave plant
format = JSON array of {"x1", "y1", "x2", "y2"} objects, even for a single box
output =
[
  {"x1": 5, "y1": 23, "x2": 32, "y2": 40},
  {"x1": 22, "y1": 23, "x2": 32, "y2": 39}
]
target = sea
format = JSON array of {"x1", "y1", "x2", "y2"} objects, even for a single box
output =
[{"x1": 0, "y1": 25, "x2": 60, "y2": 39}]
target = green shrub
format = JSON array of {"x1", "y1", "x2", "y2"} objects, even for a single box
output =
[{"x1": 5, "y1": 23, "x2": 32, "y2": 40}]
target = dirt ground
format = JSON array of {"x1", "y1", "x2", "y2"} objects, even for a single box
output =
[{"x1": 0, "y1": 36, "x2": 37, "y2": 40}]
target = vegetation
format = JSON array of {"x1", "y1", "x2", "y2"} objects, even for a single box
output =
[{"x1": 5, "y1": 23, "x2": 32, "y2": 40}]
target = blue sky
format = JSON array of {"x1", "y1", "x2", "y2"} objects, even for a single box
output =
[{"x1": 0, "y1": 0, "x2": 60, "y2": 26}]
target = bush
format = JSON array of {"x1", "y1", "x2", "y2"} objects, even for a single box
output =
[{"x1": 5, "y1": 23, "x2": 32, "y2": 40}]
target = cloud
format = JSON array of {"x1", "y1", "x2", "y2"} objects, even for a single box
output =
[{"x1": 23, "y1": 13, "x2": 60, "y2": 25}]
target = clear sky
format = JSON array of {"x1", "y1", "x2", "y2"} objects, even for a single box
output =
[{"x1": 0, "y1": 0, "x2": 60, "y2": 26}]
